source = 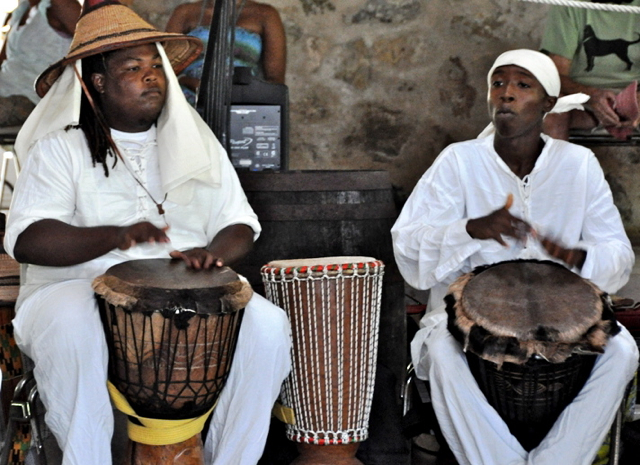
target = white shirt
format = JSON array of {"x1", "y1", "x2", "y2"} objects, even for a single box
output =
[
  {"x1": 391, "y1": 134, "x2": 634, "y2": 316},
  {"x1": 4, "y1": 125, "x2": 260, "y2": 296},
  {"x1": 0, "y1": 0, "x2": 72, "y2": 103}
]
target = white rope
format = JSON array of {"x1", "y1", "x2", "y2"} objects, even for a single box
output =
[
  {"x1": 261, "y1": 260, "x2": 384, "y2": 444},
  {"x1": 520, "y1": 0, "x2": 640, "y2": 13}
]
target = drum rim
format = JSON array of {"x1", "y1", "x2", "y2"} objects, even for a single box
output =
[{"x1": 261, "y1": 257, "x2": 384, "y2": 278}]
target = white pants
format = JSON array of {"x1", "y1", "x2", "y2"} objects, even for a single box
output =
[
  {"x1": 413, "y1": 313, "x2": 639, "y2": 465},
  {"x1": 12, "y1": 279, "x2": 292, "y2": 465}
]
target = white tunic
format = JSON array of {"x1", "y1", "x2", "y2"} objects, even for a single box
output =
[
  {"x1": 5, "y1": 125, "x2": 260, "y2": 296},
  {"x1": 392, "y1": 133, "x2": 633, "y2": 319},
  {"x1": 392, "y1": 134, "x2": 638, "y2": 465}
]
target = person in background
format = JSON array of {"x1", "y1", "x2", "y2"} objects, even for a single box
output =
[
  {"x1": 0, "y1": 0, "x2": 80, "y2": 127},
  {"x1": 540, "y1": 0, "x2": 640, "y2": 140},
  {"x1": 166, "y1": 0, "x2": 286, "y2": 106}
]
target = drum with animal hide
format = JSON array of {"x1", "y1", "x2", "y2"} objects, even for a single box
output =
[
  {"x1": 446, "y1": 259, "x2": 619, "y2": 451},
  {"x1": 93, "y1": 259, "x2": 248, "y2": 465},
  {"x1": 261, "y1": 256, "x2": 384, "y2": 465}
]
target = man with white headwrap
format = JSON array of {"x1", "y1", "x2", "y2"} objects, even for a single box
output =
[
  {"x1": 392, "y1": 49, "x2": 638, "y2": 464},
  {"x1": 3, "y1": 1, "x2": 291, "y2": 464}
]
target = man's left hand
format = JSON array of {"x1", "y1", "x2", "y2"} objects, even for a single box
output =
[
  {"x1": 538, "y1": 236, "x2": 587, "y2": 269},
  {"x1": 169, "y1": 248, "x2": 224, "y2": 270}
]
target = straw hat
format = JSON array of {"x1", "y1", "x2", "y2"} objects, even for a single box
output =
[{"x1": 35, "y1": 0, "x2": 203, "y2": 98}]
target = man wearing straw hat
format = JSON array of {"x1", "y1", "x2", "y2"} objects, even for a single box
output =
[
  {"x1": 392, "y1": 49, "x2": 638, "y2": 464},
  {"x1": 2, "y1": 1, "x2": 292, "y2": 464}
]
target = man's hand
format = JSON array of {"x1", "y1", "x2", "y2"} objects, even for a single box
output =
[
  {"x1": 466, "y1": 194, "x2": 533, "y2": 246},
  {"x1": 538, "y1": 236, "x2": 587, "y2": 269},
  {"x1": 585, "y1": 88, "x2": 627, "y2": 128},
  {"x1": 169, "y1": 248, "x2": 224, "y2": 270},
  {"x1": 116, "y1": 222, "x2": 170, "y2": 250}
]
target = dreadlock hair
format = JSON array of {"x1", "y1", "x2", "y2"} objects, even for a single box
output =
[{"x1": 69, "y1": 52, "x2": 118, "y2": 177}]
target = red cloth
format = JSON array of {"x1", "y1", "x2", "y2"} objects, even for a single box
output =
[
  {"x1": 612, "y1": 296, "x2": 640, "y2": 335},
  {"x1": 605, "y1": 80, "x2": 639, "y2": 140}
]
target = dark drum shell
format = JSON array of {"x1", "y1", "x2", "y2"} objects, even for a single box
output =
[
  {"x1": 93, "y1": 259, "x2": 245, "y2": 420},
  {"x1": 446, "y1": 259, "x2": 618, "y2": 451}
]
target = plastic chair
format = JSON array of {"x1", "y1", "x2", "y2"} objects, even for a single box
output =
[{"x1": 0, "y1": 126, "x2": 21, "y2": 216}]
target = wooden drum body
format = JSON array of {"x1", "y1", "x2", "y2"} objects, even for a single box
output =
[
  {"x1": 93, "y1": 259, "x2": 249, "y2": 465},
  {"x1": 446, "y1": 259, "x2": 619, "y2": 451},
  {"x1": 261, "y1": 257, "x2": 384, "y2": 464}
]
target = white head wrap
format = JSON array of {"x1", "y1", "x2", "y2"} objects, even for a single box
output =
[
  {"x1": 478, "y1": 49, "x2": 590, "y2": 138},
  {"x1": 14, "y1": 43, "x2": 223, "y2": 204}
]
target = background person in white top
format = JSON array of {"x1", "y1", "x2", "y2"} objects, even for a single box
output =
[
  {"x1": 3, "y1": 1, "x2": 291, "y2": 464},
  {"x1": 0, "y1": 0, "x2": 80, "y2": 126},
  {"x1": 391, "y1": 49, "x2": 638, "y2": 465}
]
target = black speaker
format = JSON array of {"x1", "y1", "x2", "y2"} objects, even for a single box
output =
[{"x1": 230, "y1": 67, "x2": 289, "y2": 171}]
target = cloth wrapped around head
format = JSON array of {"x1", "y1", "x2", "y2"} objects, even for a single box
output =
[{"x1": 478, "y1": 49, "x2": 590, "y2": 138}]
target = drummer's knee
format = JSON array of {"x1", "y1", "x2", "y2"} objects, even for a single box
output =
[
  {"x1": 243, "y1": 293, "x2": 292, "y2": 351},
  {"x1": 608, "y1": 325, "x2": 640, "y2": 373}
]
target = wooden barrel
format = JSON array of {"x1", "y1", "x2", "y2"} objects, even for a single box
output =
[
  {"x1": 236, "y1": 170, "x2": 399, "y2": 286},
  {"x1": 238, "y1": 170, "x2": 409, "y2": 463}
]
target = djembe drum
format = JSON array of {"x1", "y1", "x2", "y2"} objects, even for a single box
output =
[
  {"x1": 261, "y1": 257, "x2": 384, "y2": 464},
  {"x1": 92, "y1": 259, "x2": 249, "y2": 465},
  {"x1": 446, "y1": 259, "x2": 619, "y2": 451}
]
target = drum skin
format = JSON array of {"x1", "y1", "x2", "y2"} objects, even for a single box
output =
[{"x1": 447, "y1": 259, "x2": 619, "y2": 367}]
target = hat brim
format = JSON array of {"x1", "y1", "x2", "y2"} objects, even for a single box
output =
[{"x1": 35, "y1": 34, "x2": 203, "y2": 98}]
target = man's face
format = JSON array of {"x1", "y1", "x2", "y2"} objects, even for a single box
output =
[
  {"x1": 91, "y1": 44, "x2": 167, "y2": 132},
  {"x1": 488, "y1": 65, "x2": 556, "y2": 139}
]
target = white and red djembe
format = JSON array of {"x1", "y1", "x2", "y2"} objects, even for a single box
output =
[
  {"x1": 261, "y1": 256, "x2": 384, "y2": 464},
  {"x1": 93, "y1": 258, "x2": 249, "y2": 465},
  {"x1": 446, "y1": 259, "x2": 620, "y2": 451}
]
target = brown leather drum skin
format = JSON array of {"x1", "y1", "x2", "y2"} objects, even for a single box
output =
[
  {"x1": 93, "y1": 259, "x2": 249, "y2": 465},
  {"x1": 447, "y1": 259, "x2": 618, "y2": 366}
]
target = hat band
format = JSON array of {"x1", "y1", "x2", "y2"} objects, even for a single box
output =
[{"x1": 69, "y1": 28, "x2": 161, "y2": 55}]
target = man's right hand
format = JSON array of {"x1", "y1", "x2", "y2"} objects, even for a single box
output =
[
  {"x1": 13, "y1": 219, "x2": 170, "y2": 267},
  {"x1": 116, "y1": 222, "x2": 170, "y2": 250},
  {"x1": 466, "y1": 195, "x2": 532, "y2": 247}
]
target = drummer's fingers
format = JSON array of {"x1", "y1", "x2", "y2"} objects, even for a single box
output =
[
  {"x1": 169, "y1": 250, "x2": 196, "y2": 268},
  {"x1": 540, "y1": 238, "x2": 567, "y2": 261}
]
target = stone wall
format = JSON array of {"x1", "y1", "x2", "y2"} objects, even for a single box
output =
[{"x1": 134, "y1": 0, "x2": 640, "y2": 239}]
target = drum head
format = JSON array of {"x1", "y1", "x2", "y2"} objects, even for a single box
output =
[
  {"x1": 94, "y1": 259, "x2": 240, "y2": 314},
  {"x1": 461, "y1": 260, "x2": 601, "y2": 339},
  {"x1": 447, "y1": 260, "x2": 617, "y2": 365},
  {"x1": 267, "y1": 256, "x2": 378, "y2": 269}
]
